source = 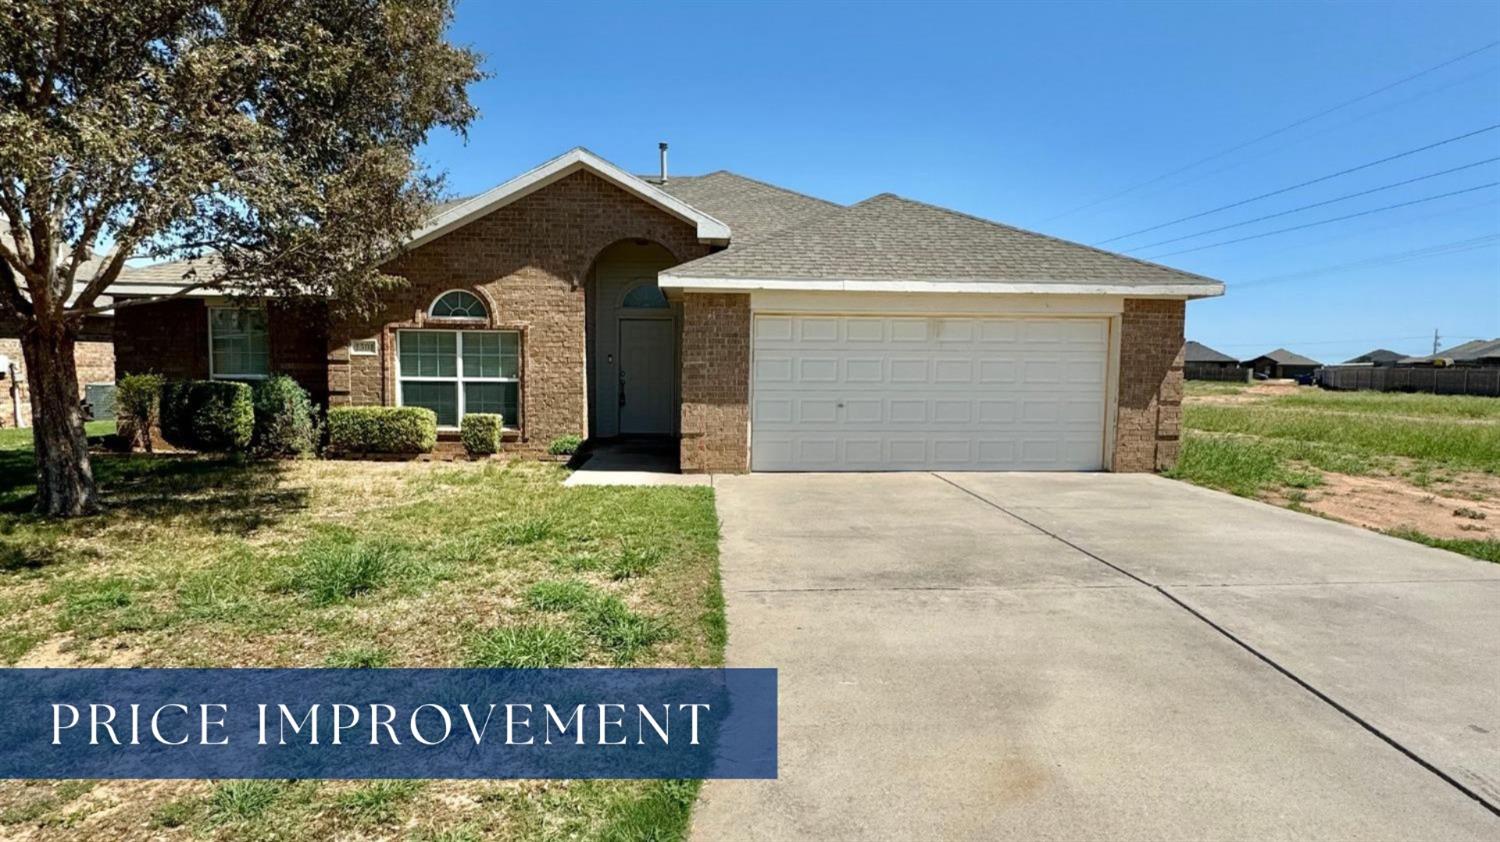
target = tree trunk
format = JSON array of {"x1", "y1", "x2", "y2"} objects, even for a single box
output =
[{"x1": 19, "y1": 314, "x2": 99, "y2": 516}]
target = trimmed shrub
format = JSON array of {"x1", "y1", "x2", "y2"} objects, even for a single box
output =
[
  {"x1": 159, "y1": 380, "x2": 254, "y2": 452},
  {"x1": 460, "y1": 413, "x2": 504, "y2": 456},
  {"x1": 547, "y1": 434, "x2": 583, "y2": 456},
  {"x1": 251, "y1": 375, "x2": 317, "y2": 457},
  {"x1": 326, "y1": 406, "x2": 437, "y2": 455},
  {"x1": 114, "y1": 373, "x2": 163, "y2": 452}
]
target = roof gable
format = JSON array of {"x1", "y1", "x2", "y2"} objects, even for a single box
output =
[
  {"x1": 1184, "y1": 340, "x2": 1238, "y2": 363},
  {"x1": 661, "y1": 193, "x2": 1224, "y2": 297},
  {"x1": 1255, "y1": 348, "x2": 1322, "y2": 366},
  {"x1": 405, "y1": 148, "x2": 731, "y2": 252}
]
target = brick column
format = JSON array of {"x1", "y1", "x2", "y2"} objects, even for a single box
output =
[
  {"x1": 1113, "y1": 299, "x2": 1184, "y2": 472},
  {"x1": 680, "y1": 293, "x2": 750, "y2": 473}
]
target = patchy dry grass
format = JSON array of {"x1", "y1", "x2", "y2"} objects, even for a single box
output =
[
  {"x1": 0, "y1": 441, "x2": 724, "y2": 840},
  {"x1": 1172, "y1": 385, "x2": 1500, "y2": 563}
]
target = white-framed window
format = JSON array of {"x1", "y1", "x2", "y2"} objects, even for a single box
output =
[
  {"x1": 208, "y1": 306, "x2": 270, "y2": 380},
  {"x1": 396, "y1": 330, "x2": 520, "y2": 429},
  {"x1": 428, "y1": 289, "x2": 488, "y2": 321}
]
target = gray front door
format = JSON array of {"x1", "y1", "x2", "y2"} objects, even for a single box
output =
[{"x1": 618, "y1": 318, "x2": 675, "y2": 434}]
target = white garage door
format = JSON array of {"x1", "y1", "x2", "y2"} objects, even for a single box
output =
[{"x1": 751, "y1": 314, "x2": 1109, "y2": 471}]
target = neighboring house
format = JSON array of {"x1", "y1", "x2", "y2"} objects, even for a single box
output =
[
  {"x1": 1397, "y1": 338, "x2": 1500, "y2": 367},
  {"x1": 1183, "y1": 340, "x2": 1245, "y2": 381},
  {"x1": 1342, "y1": 348, "x2": 1404, "y2": 366},
  {"x1": 0, "y1": 314, "x2": 115, "y2": 428},
  {"x1": 111, "y1": 147, "x2": 1224, "y2": 473},
  {"x1": 1244, "y1": 348, "x2": 1321, "y2": 380},
  {"x1": 0, "y1": 235, "x2": 117, "y2": 426}
]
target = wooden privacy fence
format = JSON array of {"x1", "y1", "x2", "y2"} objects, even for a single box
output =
[
  {"x1": 1185, "y1": 363, "x2": 1252, "y2": 382},
  {"x1": 1318, "y1": 366, "x2": 1500, "y2": 397}
]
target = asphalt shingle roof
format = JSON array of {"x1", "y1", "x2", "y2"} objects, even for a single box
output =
[
  {"x1": 1343, "y1": 348, "x2": 1404, "y2": 364},
  {"x1": 1184, "y1": 340, "x2": 1238, "y2": 364},
  {"x1": 662, "y1": 193, "x2": 1219, "y2": 288},
  {"x1": 1401, "y1": 338, "x2": 1500, "y2": 364},
  {"x1": 1253, "y1": 348, "x2": 1322, "y2": 367},
  {"x1": 652, "y1": 171, "x2": 841, "y2": 244}
]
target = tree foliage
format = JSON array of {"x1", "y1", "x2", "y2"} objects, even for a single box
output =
[{"x1": 0, "y1": 0, "x2": 483, "y2": 515}]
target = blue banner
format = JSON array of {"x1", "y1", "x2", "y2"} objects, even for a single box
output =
[{"x1": 0, "y1": 669, "x2": 776, "y2": 779}]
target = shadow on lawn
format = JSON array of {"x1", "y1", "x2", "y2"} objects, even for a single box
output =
[{"x1": 0, "y1": 448, "x2": 311, "y2": 546}]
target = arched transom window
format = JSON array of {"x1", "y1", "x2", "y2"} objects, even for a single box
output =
[
  {"x1": 621, "y1": 283, "x2": 669, "y2": 309},
  {"x1": 429, "y1": 289, "x2": 488, "y2": 320}
]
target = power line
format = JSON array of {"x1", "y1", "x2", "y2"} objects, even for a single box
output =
[
  {"x1": 1091, "y1": 63, "x2": 1500, "y2": 212},
  {"x1": 1140, "y1": 182, "x2": 1500, "y2": 259},
  {"x1": 1043, "y1": 40, "x2": 1500, "y2": 222},
  {"x1": 1123, "y1": 157, "x2": 1500, "y2": 253},
  {"x1": 1096, "y1": 123, "x2": 1500, "y2": 245},
  {"x1": 1254, "y1": 195, "x2": 1500, "y2": 256},
  {"x1": 1230, "y1": 233, "x2": 1500, "y2": 290}
]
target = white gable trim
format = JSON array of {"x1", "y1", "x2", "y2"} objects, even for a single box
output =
[
  {"x1": 403, "y1": 148, "x2": 731, "y2": 252},
  {"x1": 658, "y1": 274, "x2": 1225, "y2": 300}
]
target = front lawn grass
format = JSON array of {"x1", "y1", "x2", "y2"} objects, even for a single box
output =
[
  {"x1": 1184, "y1": 403, "x2": 1500, "y2": 472},
  {"x1": 0, "y1": 442, "x2": 724, "y2": 840}
]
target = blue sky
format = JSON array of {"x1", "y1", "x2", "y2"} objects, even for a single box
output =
[{"x1": 421, "y1": 0, "x2": 1500, "y2": 364}]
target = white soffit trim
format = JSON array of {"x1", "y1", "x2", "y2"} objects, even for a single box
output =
[
  {"x1": 657, "y1": 275, "x2": 1226, "y2": 299},
  {"x1": 404, "y1": 148, "x2": 732, "y2": 251}
]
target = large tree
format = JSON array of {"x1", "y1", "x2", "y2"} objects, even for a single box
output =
[{"x1": 0, "y1": 0, "x2": 482, "y2": 516}]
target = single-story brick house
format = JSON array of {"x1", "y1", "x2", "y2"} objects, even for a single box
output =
[
  {"x1": 1244, "y1": 348, "x2": 1322, "y2": 380},
  {"x1": 111, "y1": 147, "x2": 1224, "y2": 473}
]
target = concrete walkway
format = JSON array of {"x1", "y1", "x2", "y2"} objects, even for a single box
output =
[{"x1": 692, "y1": 473, "x2": 1500, "y2": 841}]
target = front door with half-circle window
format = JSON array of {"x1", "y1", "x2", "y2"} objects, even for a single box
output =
[{"x1": 618, "y1": 318, "x2": 675, "y2": 434}]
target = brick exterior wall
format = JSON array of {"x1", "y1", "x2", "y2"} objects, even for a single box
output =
[
  {"x1": 109, "y1": 171, "x2": 710, "y2": 451},
  {"x1": 1113, "y1": 298, "x2": 1185, "y2": 472},
  {"x1": 327, "y1": 169, "x2": 710, "y2": 449},
  {"x1": 0, "y1": 321, "x2": 114, "y2": 428},
  {"x1": 679, "y1": 293, "x2": 750, "y2": 473},
  {"x1": 113, "y1": 299, "x2": 210, "y2": 381}
]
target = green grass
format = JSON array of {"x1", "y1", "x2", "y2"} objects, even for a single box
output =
[
  {"x1": 331, "y1": 780, "x2": 425, "y2": 824},
  {"x1": 465, "y1": 623, "x2": 587, "y2": 668},
  {"x1": 1271, "y1": 389, "x2": 1500, "y2": 420},
  {"x1": 1165, "y1": 433, "x2": 1323, "y2": 498},
  {"x1": 0, "y1": 438, "x2": 724, "y2": 840},
  {"x1": 0, "y1": 421, "x2": 115, "y2": 452},
  {"x1": 1185, "y1": 403, "x2": 1500, "y2": 472},
  {"x1": 1174, "y1": 389, "x2": 1500, "y2": 566},
  {"x1": 1386, "y1": 528, "x2": 1500, "y2": 564},
  {"x1": 1183, "y1": 380, "x2": 1252, "y2": 396},
  {"x1": 208, "y1": 780, "x2": 286, "y2": 824}
]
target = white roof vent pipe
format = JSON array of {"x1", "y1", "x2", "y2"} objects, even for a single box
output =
[{"x1": 658, "y1": 142, "x2": 669, "y2": 183}]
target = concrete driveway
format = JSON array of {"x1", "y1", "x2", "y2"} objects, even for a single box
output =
[{"x1": 691, "y1": 473, "x2": 1500, "y2": 841}]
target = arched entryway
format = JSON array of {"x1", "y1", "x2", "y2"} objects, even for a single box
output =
[{"x1": 585, "y1": 240, "x2": 681, "y2": 438}]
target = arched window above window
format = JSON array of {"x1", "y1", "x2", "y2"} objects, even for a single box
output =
[
  {"x1": 621, "y1": 283, "x2": 669, "y2": 309},
  {"x1": 429, "y1": 290, "x2": 488, "y2": 320}
]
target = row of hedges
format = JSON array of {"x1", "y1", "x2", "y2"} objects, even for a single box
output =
[
  {"x1": 117, "y1": 374, "x2": 318, "y2": 456},
  {"x1": 116, "y1": 375, "x2": 574, "y2": 459}
]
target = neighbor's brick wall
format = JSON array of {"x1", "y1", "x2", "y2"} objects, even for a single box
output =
[
  {"x1": 0, "y1": 316, "x2": 114, "y2": 427},
  {"x1": 1113, "y1": 298, "x2": 1185, "y2": 472},
  {"x1": 328, "y1": 169, "x2": 710, "y2": 448},
  {"x1": 680, "y1": 293, "x2": 750, "y2": 473}
]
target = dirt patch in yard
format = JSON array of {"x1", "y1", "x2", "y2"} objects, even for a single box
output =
[
  {"x1": 1270, "y1": 471, "x2": 1500, "y2": 540},
  {"x1": 1188, "y1": 381, "x2": 1303, "y2": 405}
]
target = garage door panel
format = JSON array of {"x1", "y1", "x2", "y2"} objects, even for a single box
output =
[{"x1": 751, "y1": 315, "x2": 1108, "y2": 471}]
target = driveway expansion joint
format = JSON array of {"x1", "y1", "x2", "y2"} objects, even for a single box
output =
[{"x1": 931, "y1": 472, "x2": 1500, "y2": 819}]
